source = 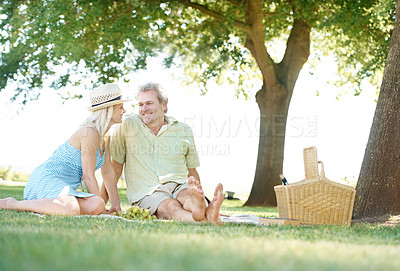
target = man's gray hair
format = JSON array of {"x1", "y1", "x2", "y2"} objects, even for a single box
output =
[{"x1": 137, "y1": 82, "x2": 168, "y2": 113}]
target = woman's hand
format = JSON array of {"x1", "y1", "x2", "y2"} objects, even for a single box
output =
[{"x1": 108, "y1": 204, "x2": 122, "y2": 214}]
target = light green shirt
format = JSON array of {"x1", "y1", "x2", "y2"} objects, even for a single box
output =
[{"x1": 111, "y1": 115, "x2": 200, "y2": 204}]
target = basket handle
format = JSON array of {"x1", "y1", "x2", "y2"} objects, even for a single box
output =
[
  {"x1": 318, "y1": 161, "x2": 325, "y2": 179},
  {"x1": 303, "y1": 146, "x2": 319, "y2": 179}
]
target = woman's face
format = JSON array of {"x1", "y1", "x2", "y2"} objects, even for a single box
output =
[{"x1": 111, "y1": 103, "x2": 126, "y2": 124}]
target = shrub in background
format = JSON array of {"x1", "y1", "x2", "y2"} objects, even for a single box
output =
[
  {"x1": 0, "y1": 166, "x2": 29, "y2": 182},
  {"x1": 0, "y1": 166, "x2": 12, "y2": 180}
]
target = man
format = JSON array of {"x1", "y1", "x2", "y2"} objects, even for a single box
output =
[{"x1": 101, "y1": 82, "x2": 224, "y2": 223}]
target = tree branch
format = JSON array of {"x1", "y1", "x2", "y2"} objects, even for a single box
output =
[
  {"x1": 177, "y1": 0, "x2": 251, "y2": 33},
  {"x1": 243, "y1": 0, "x2": 278, "y2": 89},
  {"x1": 226, "y1": 0, "x2": 243, "y2": 7},
  {"x1": 226, "y1": 0, "x2": 278, "y2": 16},
  {"x1": 278, "y1": 19, "x2": 311, "y2": 91},
  {"x1": 264, "y1": 11, "x2": 280, "y2": 17}
]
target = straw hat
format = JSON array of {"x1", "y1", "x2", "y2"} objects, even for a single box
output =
[{"x1": 88, "y1": 83, "x2": 130, "y2": 111}]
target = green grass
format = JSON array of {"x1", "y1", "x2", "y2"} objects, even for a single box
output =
[{"x1": 1, "y1": 184, "x2": 400, "y2": 271}]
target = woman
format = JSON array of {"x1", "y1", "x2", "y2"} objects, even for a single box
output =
[{"x1": 0, "y1": 83, "x2": 129, "y2": 215}]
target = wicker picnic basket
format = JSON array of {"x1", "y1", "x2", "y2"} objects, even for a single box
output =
[{"x1": 274, "y1": 146, "x2": 356, "y2": 226}]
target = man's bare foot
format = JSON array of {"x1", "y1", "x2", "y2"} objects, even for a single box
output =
[
  {"x1": 205, "y1": 183, "x2": 224, "y2": 225},
  {"x1": 187, "y1": 177, "x2": 207, "y2": 221},
  {"x1": 0, "y1": 197, "x2": 17, "y2": 209}
]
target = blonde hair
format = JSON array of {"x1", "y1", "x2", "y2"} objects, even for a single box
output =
[{"x1": 78, "y1": 105, "x2": 114, "y2": 150}]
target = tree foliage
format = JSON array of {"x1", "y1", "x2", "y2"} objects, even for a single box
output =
[
  {"x1": 1, "y1": 0, "x2": 165, "y2": 103},
  {"x1": 0, "y1": 0, "x2": 395, "y2": 103}
]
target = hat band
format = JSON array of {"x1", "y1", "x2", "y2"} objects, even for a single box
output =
[{"x1": 92, "y1": 95, "x2": 122, "y2": 107}]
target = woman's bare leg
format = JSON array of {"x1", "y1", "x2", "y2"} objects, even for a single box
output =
[
  {"x1": 76, "y1": 195, "x2": 107, "y2": 215},
  {"x1": 0, "y1": 195, "x2": 81, "y2": 215}
]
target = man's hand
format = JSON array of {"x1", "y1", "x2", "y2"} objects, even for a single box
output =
[{"x1": 188, "y1": 168, "x2": 200, "y2": 182}]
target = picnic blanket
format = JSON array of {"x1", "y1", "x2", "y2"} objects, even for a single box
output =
[{"x1": 30, "y1": 212, "x2": 299, "y2": 226}]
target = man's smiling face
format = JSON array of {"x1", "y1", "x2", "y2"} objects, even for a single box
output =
[{"x1": 138, "y1": 89, "x2": 167, "y2": 126}]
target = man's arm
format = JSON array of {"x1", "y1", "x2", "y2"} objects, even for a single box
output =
[
  {"x1": 101, "y1": 159, "x2": 123, "y2": 213},
  {"x1": 101, "y1": 135, "x2": 124, "y2": 213},
  {"x1": 188, "y1": 168, "x2": 200, "y2": 182}
]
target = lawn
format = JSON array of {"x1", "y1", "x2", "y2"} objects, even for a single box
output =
[{"x1": 1, "y1": 184, "x2": 400, "y2": 271}]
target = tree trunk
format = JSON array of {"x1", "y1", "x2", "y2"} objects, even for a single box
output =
[
  {"x1": 244, "y1": 15, "x2": 311, "y2": 206},
  {"x1": 245, "y1": 83, "x2": 290, "y2": 206},
  {"x1": 352, "y1": 0, "x2": 400, "y2": 219}
]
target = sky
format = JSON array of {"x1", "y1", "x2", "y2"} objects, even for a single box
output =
[{"x1": 0, "y1": 58, "x2": 378, "y2": 197}]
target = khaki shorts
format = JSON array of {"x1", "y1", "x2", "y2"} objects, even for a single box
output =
[{"x1": 133, "y1": 182, "x2": 188, "y2": 215}]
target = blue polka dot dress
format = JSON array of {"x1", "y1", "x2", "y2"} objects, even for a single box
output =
[{"x1": 24, "y1": 141, "x2": 105, "y2": 200}]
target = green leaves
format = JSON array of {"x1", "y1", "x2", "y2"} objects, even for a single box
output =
[
  {"x1": 0, "y1": 0, "x2": 166, "y2": 103},
  {"x1": 0, "y1": 0, "x2": 395, "y2": 104},
  {"x1": 313, "y1": 0, "x2": 395, "y2": 93}
]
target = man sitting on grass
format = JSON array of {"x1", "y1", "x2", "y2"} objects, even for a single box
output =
[{"x1": 101, "y1": 82, "x2": 224, "y2": 224}]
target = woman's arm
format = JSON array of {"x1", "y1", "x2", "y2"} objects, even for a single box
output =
[
  {"x1": 80, "y1": 127, "x2": 102, "y2": 195},
  {"x1": 101, "y1": 134, "x2": 123, "y2": 212}
]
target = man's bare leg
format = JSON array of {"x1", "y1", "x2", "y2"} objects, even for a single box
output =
[
  {"x1": 176, "y1": 176, "x2": 207, "y2": 221},
  {"x1": 205, "y1": 183, "x2": 224, "y2": 224},
  {"x1": 156, "y1": 198, "x2": 196, "y2": 223},
  {"x1": 156, "y1": 183, "x2": 224, "y2": 224}
]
